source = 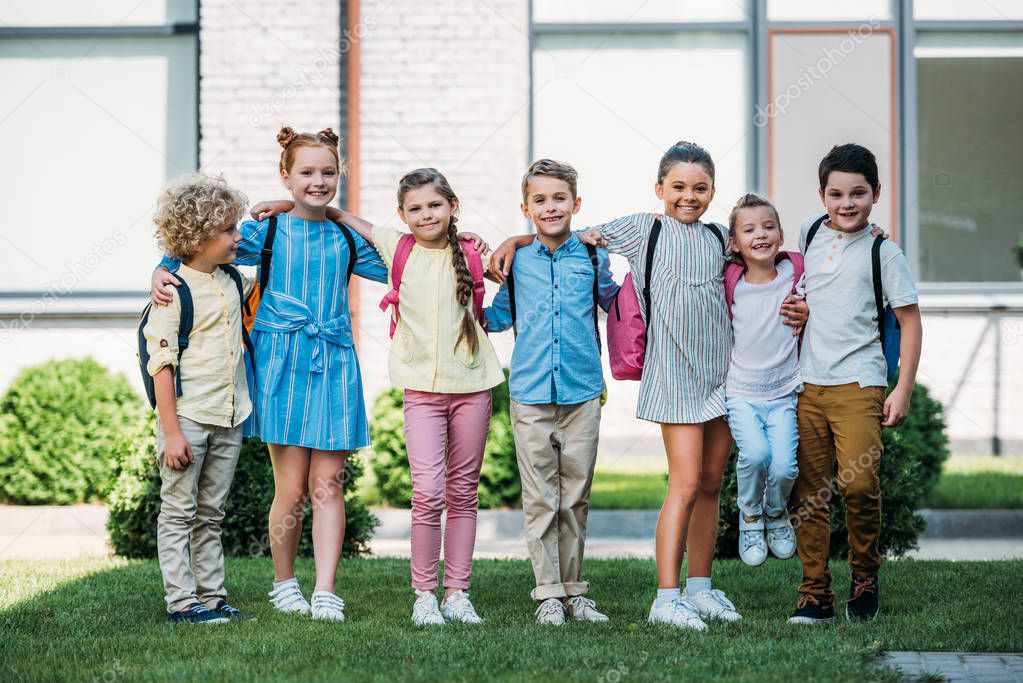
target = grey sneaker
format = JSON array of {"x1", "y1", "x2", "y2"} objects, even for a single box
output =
[
  {"x1": 534, "y1": 597, "x2": 565, "y2": 625},
  {"x1": 647, "y1": 597, "x2": 708, "y2": 631},
  {"x1": 564, "y1": 596, "x2": 609, "y2": 622},
  {"x1": 412, "y1": 591, "x2": 445, "y2": 626},
  {"x1": 440, "y1": 591, "x2": 483, "y2": 624}
]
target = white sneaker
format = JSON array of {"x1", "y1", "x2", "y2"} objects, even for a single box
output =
[
  {"x1": 647, "y1": 596, "x2": 708, "y2": 631},
  {"x1": 412, "y1": 591, "x2": 445, "y2": 626},
  {"x1": 310, "y1": 591, "x2": 345, "y2": 622},
  {"x1": 686, "y1": 589, "x2": 742, "y2": 622},
  {"x1": 534, "y1": 597, "x2": 566, "y2": 625},
  {"x1": 440, "y1": 591, "x2": 483, "y2": 624},
  {"x1": 739, "y1": 515, "x2": 768, "y2": 567},
  {"x1": 565, "y1": 596, "x2": 609, "y2": 622},
  {"x1": 267, "y1": 578, "x2": 310, "y2": 615},
  {"x1": 766, "y1": 513, "x2": 797, "y2": 559}
]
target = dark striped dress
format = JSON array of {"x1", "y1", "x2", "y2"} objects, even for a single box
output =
[{"x1": 597, "y1": 213, "x2": 731, "y2": 424}]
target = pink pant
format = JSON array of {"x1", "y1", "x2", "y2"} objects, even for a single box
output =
[{"x1": 403, "y1": 389, "x2": 492, "y2": 591}]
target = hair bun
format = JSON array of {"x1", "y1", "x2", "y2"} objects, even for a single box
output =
[
  {"x1": 277, "y1": 126, "x2": 298, "y2": 148},
  {"x1": 317, "y1": 128, "x2": 340, "y2": 147}
]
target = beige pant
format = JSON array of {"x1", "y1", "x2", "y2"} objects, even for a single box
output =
[
  {"x1": 511, "y1": 398, "x2": 601, "y2": 601},
  {"x1": 156, "y1": 416, "x2": 242, "y2": 613}
]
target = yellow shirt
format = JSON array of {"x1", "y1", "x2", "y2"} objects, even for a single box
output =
[
  {"x1": 143, "y1": 264, "x2": 253, "y2": 428},
  {"x1": 374, "y1": 226, "x2": 505, "y2": 393}
]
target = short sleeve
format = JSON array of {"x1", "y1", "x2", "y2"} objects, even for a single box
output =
[
  {"x1": 143, "y1": 291, "x2": 182, "y2": 377},
  {"x1": 880, "y1": 242, "x2": 918, "y2": 308},
  {"x1": 372, "y1": 225, "x2": 404, "y2": 266}
]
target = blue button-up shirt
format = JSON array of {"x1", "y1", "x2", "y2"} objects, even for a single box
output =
[{"x1": 485, "y1": 234, "x2": 619, "y2": 405}]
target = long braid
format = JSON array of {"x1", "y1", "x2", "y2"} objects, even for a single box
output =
[{"x1": 446, "y1": 215, "x2": 479, "y2": 355}]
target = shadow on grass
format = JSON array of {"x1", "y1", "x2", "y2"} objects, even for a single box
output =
[{"x1": 1, "y1": 556, "x2": 1020, "y2": 682}]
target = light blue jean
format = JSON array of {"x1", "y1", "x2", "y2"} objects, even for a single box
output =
[{"x1": 726, "y1": 392, "x2": 799, "y2": 519}]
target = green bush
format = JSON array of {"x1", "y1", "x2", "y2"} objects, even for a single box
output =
[
  {"x1": 0, "y1": 358, "x2": 145, "y2": 504},
  {"x1": 716, "y1": 379, "x2": 950, "y2": 558},
  {"x1": 367, "y1": 370, "x2": 520, "y2": 508},
  {"x1": 108, "y1": 414, "x2": 377, "y2": 558}
]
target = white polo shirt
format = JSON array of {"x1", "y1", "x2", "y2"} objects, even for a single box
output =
[{"x1": 798, "y1": 214, "x2": 918, "y2": 388}]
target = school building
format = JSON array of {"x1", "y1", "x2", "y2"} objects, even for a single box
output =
[{"x1": 1, "y1": 0, "x2": 1020, "y2": 459}]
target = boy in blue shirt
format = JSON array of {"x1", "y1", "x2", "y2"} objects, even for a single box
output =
[{"x1": 486, "y1": 159, "x2": 619, "y2": 625}]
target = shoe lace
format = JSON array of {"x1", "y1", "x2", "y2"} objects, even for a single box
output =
[
  {"x1": 446, "y1": 592, "x2": 477, "y2": 617},
  {"x1": 566, "y1": 596, "x2": 596, "y2": 612},
  {"x1": 796, "y1": 594, "x2": 820, "y2": 610},
  {"x1": 704, "y1": 590, "x2": 736, "y2": 612},
  {"x1": 768, "y1": 525, "x2": 791, "y2": 542},
  {"x1": 535, "y1": 599, "x2": 562, "y2": 618},
  {"x1": 851, "y1": 576, "x2": 876, "y2": 601},
  {"x1": 741, "y1": 530, "x2": 762, "y2": 551},
  {"x1": 671, "y1": 597, "x2": 700, "y2": 621}
]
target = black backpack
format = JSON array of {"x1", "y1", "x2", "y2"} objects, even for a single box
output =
[{"x1": 137, "y1": 264, "x2": 254, "y2": 409}]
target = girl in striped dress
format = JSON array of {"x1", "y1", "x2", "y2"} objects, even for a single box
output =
[{"x1": 152, "y1": 127, "x2": 388, "y2": 622}]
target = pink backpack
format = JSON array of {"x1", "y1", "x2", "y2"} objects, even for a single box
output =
[
  {"x1": 607, "y1": 217, "x2": 727, "y2": 380},
  {"x1": 723, "y1": 250, "x2": 804, "y2": 318},
  {"x1": 379, "y1": 233, "x2": 487, "y2": 338}
]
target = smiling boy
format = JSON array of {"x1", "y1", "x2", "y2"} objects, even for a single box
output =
[
  {"x1": 788, "y1": 144, "x2": 923, "y2": 625},
  {"x1": 484, "y1": 159, "x2": 619, "y2": 625}
]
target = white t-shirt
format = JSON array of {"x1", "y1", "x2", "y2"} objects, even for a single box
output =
[
  {"x1": 798, "y1": 214, "x2": 919, "y2": 388},
  {"x1": 726, "y1": 259, "x2": 805, "y2": 400}
]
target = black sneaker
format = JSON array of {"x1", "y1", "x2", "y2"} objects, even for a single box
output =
[
  {"x1": 846, "y1": 574, "x2": 879, "y2": 621},
  {"x1": 787, "y1": 594, "x2": 834, "y2": 625},
  {"x1": 167, "y1": 603, "x2": 229, "y2": 625},
  {"x1": 213, "y1": 600, "x2": 257, "y2": 622}
]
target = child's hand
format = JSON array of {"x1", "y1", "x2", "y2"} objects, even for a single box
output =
[
  {"x1": 458, "y1": 232, "x2": 490, "y2": 254},
  {"x1": 882, "y1": 385, "x2": 911, "y2": 427},
  {"x1": 162, "y1": 430, "x2": 194, "y2": 470},
  {"x1": 488, "y1": 238, "x2": 519, "y2": 283},
  {"x1": 780, "y1": 296, "x2": 809, "y2": 336},
  {"x1": 151, "y1": 268, "x2": 180, "y2": 306},
  {"x1": 577, "y1": 229, "x2": 607, "y2": 247},
  {"x1": 870, "y1": 225, "x2": 889, "y2": 239},
  {"x1": 250, "y1": 200, "x2": 294, "y2": 221}
]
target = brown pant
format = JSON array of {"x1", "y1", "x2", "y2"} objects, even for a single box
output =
[
  {"x1": 511, "y1": 398, "x2": 601, "y2": 601},
  {"x1": 791, "y1": 383, "x2": 885, "y2": 603}
]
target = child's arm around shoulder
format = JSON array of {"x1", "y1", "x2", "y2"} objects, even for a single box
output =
[
  {"x1": 595, "y1": 248, "x2": 620, "y2": 312},
  {"x1": 488, "y1": 234, "x2": 535, "y2": 283},
  {"x1": 483, "y1": 282, "x2": 513, "y2": 333}
]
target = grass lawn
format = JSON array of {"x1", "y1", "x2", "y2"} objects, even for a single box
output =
[
  {"x1": 924, "y1": 455, "x2": 1023, "y2": 509},
  {"x1": 590, "y1": 455, "x2": 1023, "y2": 510},
  {"x1": 2, "y1": 557, "x2": 1021, "y2": 682}
]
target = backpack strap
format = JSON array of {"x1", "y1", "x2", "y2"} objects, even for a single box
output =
[
  {"x1": 803, "y1": 214, "x2": 827, "y2": 252},
  {"x1": 643, "y1": 218, "x2": 663, "y2": 326},
  {"x1": 219, "y1": 264, "x2": 256, "y2": 363},
  {"x1": 459, "y1": 238, "x2": 488, "y2": 330},
  {"x1": 379, "y1": 233, "x2": 417, "y2": 338},
  {"x1": 723, "y1": 262, "x2": 745, "y2": 318},
  {"x1": 704, "y1": 221, "x2": 726, "y2": 254},
  {"x1": 174, "y1": 280, "x2": 194, "y2": 399},
  {"x1": 585, "y1": 243, "x2": 601, "y2": 353},
  {"x1": 258, "y1": 216, "x2": 278, "y2": 294},
  {"x1": 784, "y1": 250, "x2": 805, "y2": 294},
  {"x1": 330, "y1": 219, "x2": 358, "y2": 283},
  {"x1": 507, "y1": 267, "x2": 517, "y2": 337},
  {"x1": 871, "y1": 235, "x2": 886, "y2": 347}
]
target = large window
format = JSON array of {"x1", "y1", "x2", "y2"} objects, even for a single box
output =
[
  {"x1": 0, "y1": 0, "x2": 198, "y2": 295},
  {"x1": 915, "y1": 33, "x2": 1023, "y2": 283}
]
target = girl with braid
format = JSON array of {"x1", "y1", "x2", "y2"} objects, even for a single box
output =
[
  {"x1": 361, "y1": 169, "x2": 501, "y2": 625},
  {"x1": 275, "y1": 167, "x2": 502, "y2": 626}
]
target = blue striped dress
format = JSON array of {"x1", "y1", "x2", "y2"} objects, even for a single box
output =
[
  {"x1": 161, "y1": 214, "x2": 388, "y2": 450},
  {"x1": 597, "y1": 213, "x2": 731, "y2": 424}
]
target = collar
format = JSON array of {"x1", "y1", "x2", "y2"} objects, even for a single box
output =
[{"x1": 532, "y1": 232, "x2": 581, "y2": 257}]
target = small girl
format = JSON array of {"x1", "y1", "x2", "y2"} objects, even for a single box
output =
[
  {"x1": 152, "y1": 127, "x2": 388, "y2": 622},
  {"x1": 256, "y1": 168, "x2": 503, "y2": 626},
  {"x1": 493, "y1": 142, "x2": 806, "y2": 630},
  {"x1": 723, "y1": 193, "x2": 802, "y2": 567}
]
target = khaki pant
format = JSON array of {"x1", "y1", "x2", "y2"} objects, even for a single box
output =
[
  {"x1": 791, "y1": 383, "x2": 885, "y2": 603},
  {"x1": 511, "y1": 398, "x2": 601, "y2": 601},
  {"x1": 156, "y1": 416, "x2": 242, "y2": 613}
]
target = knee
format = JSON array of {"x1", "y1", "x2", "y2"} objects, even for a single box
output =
[
  {"x1": 839, "y1": 473, "x2": 879, "y2": 505},
  {"x1": 274, "y1": 484, "x2": 308, "y2": 511},
  {"x1": 446, "y1": 487, "x2": 479, "y2": 513},
  {"x1": 412, "y1": 483, "x2": 446, "y2": 518},
  {"x1": 737, "y1": 446, "x2": 770, "y2": 472},
  {"x1": 699, "y1": 474, "x2": 724, "y2": 498},
  {"x1": 668, "y1": 481, "x2": 701, "y2": 509}
]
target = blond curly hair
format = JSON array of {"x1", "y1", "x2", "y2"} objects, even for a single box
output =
[{"x1": 154, "y1": 173, "x2": 248, "y2": 261}]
